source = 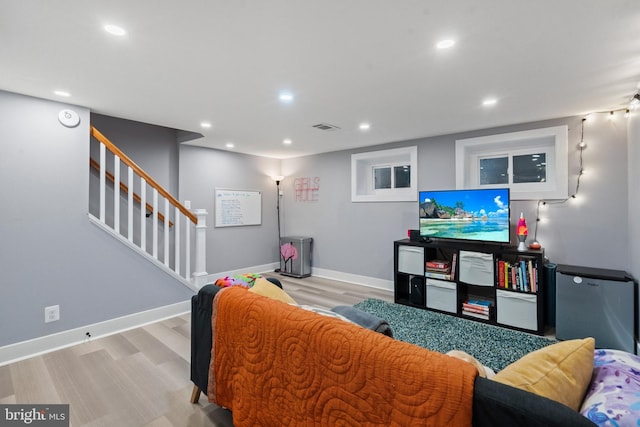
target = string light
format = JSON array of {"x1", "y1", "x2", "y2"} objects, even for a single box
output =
[
  {"x1": 531, "y1": 99, "x2": 634, "y2": 244},
  {"x1": 532, "y1": 116, "x2": 587, "y2": 242}
]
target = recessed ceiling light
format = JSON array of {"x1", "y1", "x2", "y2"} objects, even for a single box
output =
[
  {"x1": 283, "y1": 138, "x2": 292, "y2": 145},
  {"x1": 482, "y1": 98, "x2": 498, "y2": 107},
  {"x1": 279, "y1": 92, "x2": 294, "y2": 103},
  {"x1": 359, "y1": 122, "x2": 371, "y2": 131},
  {"x1": 225, "y1": 142, "x2": 235, "y2": 149},
  {"x1": 54, "y1": 90, "x2": 70, "y2": 97},
  {"x1": 104, "y1": 24, "x2": 126, "y2": 36},
  {"x1": 436, "y1": 39, "x2": 455, "y2": 49},
  {"x1": 200, "y1": 122, "x2": 212, "y2": 128}
]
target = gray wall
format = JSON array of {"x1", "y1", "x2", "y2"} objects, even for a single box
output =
[
  {"x1": 178, "y1": 145, "x2": 281, "y2": 274},
  {"x1": 2, "y1": 88, "x2": 634, "y2": 349},
  {"x1": 91, "y1": 113, "x2": 179, "y2": 194},
  {"x1": 0, "y1": 91, "x2": 193, "y2": 347},
  {"x1": 281, "y1": 115, "x2": 631, "y2": 282}
]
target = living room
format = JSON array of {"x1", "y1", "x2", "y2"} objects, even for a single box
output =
[{"x1": 1, "y1": 1, "x2": 640, "y2": 425}]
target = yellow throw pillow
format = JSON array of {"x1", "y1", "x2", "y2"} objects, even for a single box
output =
[
  {"x1": 248, "y1": 278, "x2": 297, "y2": 304},
  {"x1": 493, "y1": 337, "x2": 595, "y2": 411}
]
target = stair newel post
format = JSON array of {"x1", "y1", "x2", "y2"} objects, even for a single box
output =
[{"x1": 192, "y1": 209, "x2": 208, "y2": 287}]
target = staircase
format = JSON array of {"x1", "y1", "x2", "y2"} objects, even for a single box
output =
[{"x1": 89, "y1": 126, "x2": 207, "y2": 290}]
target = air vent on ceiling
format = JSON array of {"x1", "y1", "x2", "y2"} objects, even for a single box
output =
[{"x1": 312, "y1": 122, "x2": 341, "y2": 131}]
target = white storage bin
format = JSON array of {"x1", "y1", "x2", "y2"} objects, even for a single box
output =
[
  {"x1": 496, "y1": 289, "x2": 537, "y2": 331},
  {"x1": 398, "y1": 245, "x2": 424, "y2": 275},
  {"x1": 459, "y1": 250, "x2": 494, "y2": 286},
  {"x1": 426, "y1": 278, "x2": 457, "y2": 314}
]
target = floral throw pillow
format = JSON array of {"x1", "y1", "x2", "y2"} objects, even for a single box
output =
[{"x1": 580, "y1": 349, "x2": 640, "y2": 426}]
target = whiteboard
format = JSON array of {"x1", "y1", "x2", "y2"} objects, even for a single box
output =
[{"x1": 214, "y1": 188, "x2": 262, "y2": 227}]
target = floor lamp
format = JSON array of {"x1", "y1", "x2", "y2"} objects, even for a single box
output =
[{"x1": 273, "y1": 175, "x2": 284, "y2": 272}]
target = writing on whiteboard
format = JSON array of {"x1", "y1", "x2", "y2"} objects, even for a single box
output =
[{"x1": 214, "y1": 189, "x2": 261, "y2": 227}]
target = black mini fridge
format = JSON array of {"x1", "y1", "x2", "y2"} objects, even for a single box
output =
[{"x1": 556, "y1": 264, "x2": 637, "y2": 354}]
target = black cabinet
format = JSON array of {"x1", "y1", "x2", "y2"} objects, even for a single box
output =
[{"x1": 394, "y1": 238, "x2": 546, "y2": 335}]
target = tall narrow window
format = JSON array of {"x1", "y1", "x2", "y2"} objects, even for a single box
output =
[
  {"x1": 394, "y1": 165, "x2": 411, "y2": 188},
  {"x1": 513, "y1": 153, "x2": 546, "y2": 183},
  {"x1": 373, "y1": 166, "x2": 392, "y2": 189},
  {"x1": 479, "y1": 157, "x2": 508, "y2": 185}
]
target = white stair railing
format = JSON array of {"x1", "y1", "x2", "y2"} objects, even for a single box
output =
[{"x1": 89, "y1": 126, "x2": 206, "y2": 286}]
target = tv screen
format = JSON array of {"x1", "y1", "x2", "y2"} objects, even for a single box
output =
[{"x1": 419, "y1": 188, "x2": 510, "y2": 244}]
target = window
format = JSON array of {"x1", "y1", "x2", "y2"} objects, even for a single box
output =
[
  {"x1": 373, "y1": 164, "x2": 411, "y2": 190},
  {"x1": 455, "y1": 126, "x2": 568, "y2": 200},
  {"x1": 373, "y1": 166, "x2": 392, "y2": 189},
  {"x1": 351, "y1": 146, "x2": 417, "y2": 202}
]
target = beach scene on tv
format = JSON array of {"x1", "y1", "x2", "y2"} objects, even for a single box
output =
[{"x1": 419, "y1": 189, "x2": 510, "y2": 243}]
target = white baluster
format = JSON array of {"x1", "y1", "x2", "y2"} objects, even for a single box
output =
[
  {"x1": 99, "y1": 143, "x2": 106, "y2": 223},
  {"x1": 185, "y1": 215, "x2": 191, "y2": 280},
  {"x1": 152, "y1": 188, "x2": 158, "y2": 259},
  {"x1": 164, "y1": 198, "x2": 170, "y2": 266},
  {"x1": 127, "y1": 167, "x2": 133, "y2": 242},
  {"x1": 174, "y1": 207, "x2": 181, "y2": 275},
  {"x1": 114, "y1": 155, "x2": 120, "y2": 234},
  {"x1": 140, "y1": 179, "x2": 146, "y2": 252}
]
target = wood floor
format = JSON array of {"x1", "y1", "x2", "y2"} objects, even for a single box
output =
[{"x1": 0, "y1": 274, "x2": 393, "y2": 427}]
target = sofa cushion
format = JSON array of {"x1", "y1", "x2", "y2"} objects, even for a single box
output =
[
  {"x1": 580, "y1": 348, "x2": 640, "y2": 426},
  {"x1": 248, "y1": 277, "x2": 297, "y2": 304},
  {"x1": 493, "y1": 337, "x2": 595, "y2": 411},
  {"x1": 473, "y1": 376, "x2": 598, "y2": 427}
]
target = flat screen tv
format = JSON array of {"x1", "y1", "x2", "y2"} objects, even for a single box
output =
[{"x1": 419, "y1": 188, "x2": 510, "y2": 244}]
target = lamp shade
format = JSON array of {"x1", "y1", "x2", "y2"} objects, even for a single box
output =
[{"x1": 517, "y1": 212, "x2": 528, "y2": 236}]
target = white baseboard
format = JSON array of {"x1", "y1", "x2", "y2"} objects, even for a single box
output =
[
  {"x1": 311, "y1": 267, "x2": 393, "y2": 291},
  {"x1": 0, "y1": 300, "x2": 190, "y2": 367}
]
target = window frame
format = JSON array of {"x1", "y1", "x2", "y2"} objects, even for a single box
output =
[
  {"x1": 455, "y1": 125, "x2": 568, "y2": 200},
  {"x1": 351, "y1": 146, "x2": 418, "y2": 202}
]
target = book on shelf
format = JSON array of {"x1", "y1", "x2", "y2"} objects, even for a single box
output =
[
  {"x1": 462, "y1": 299, "x2": 492, "y2": 317},
  {"x1": 450, "y1": 253, "x2": 457, "y2": 278},
  {"x1": 426, "y1": 266, "x2": 451, "y2": 273},
  {"x1": 462, "y1": 304, "x2": 489, "y2": 315},
  {"x1": 426, "y1": 259, "x2": 450, "y2": 270},
  {"x1": 463, "y1": 300, "x2": 490, "y2": 309},
  {"x1": 426, "y1": 267, "x2": 451, "y2": 276},
  {"x1": 467, "y1": 299, "x2": 491, "y2": 307},
  {"x1": 424, "y1": 271, "x2": 454, "y2": 280},
  {"x1": 462, "y1": 310, "x2": 490, "y2": 320},
  {"x1": 496, "y1": 257, "x2": 539, "y2": 293}
]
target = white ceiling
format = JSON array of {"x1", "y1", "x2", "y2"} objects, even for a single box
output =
[{"x1": 2, "y1": 1, "x2": 639, "y2": 159}]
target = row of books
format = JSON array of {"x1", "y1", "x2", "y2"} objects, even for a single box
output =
[
  {"x1": 496, "y1": 258, "x2": 538, "y2": 293},
  {"x1": 461, "y1": 299, "x2": 492, "y2": 320},
  {"x1": 424, "y1": 254, "x2": 457, "y2": 281}
]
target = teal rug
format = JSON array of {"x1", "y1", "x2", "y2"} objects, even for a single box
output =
[{"x1": 353, "y1": 298, "x2": 557, "y2": 372}]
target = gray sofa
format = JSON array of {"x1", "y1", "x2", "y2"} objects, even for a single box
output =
[{"x1": 190, "y1": 284, "x2": 595, "y2": 426}]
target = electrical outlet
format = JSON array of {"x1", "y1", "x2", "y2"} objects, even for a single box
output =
[{"x1": 45, "y1": 305, "x2": 60, "y2": 323}]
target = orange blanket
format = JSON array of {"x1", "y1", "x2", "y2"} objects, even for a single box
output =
[{"x1": 209, "y1": 287, "x2": 476, "y2": 426}]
